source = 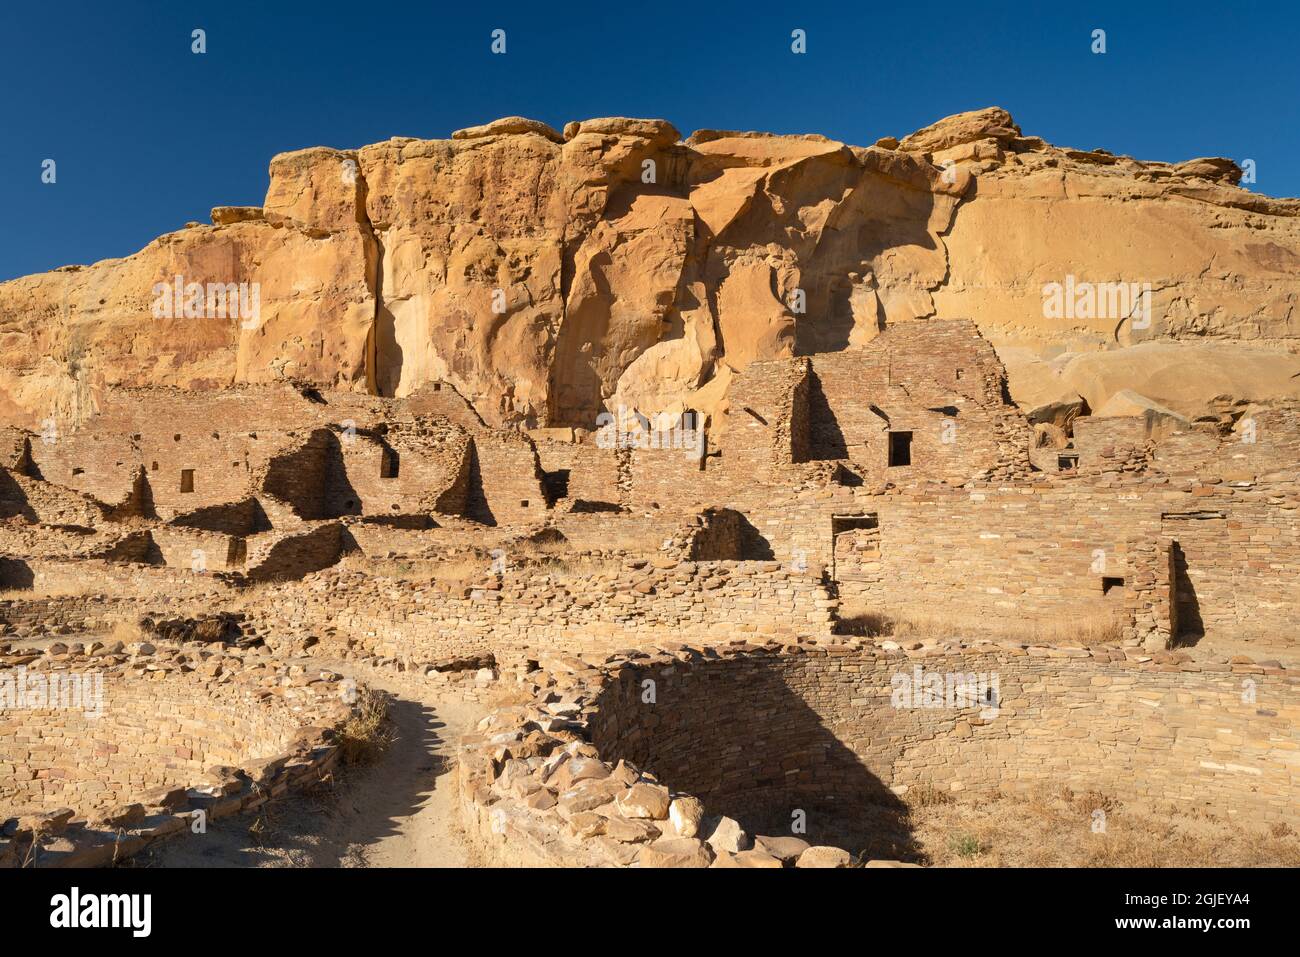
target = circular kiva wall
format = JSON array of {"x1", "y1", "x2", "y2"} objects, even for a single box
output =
[
  {"x1": 0, "y1": 642, "x2": 352, "y2": 865},
  {"x1": 588, "y1": 643, "x2": 1300, "y2": 846}
]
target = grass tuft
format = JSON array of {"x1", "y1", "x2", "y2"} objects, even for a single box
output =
[{"x1": 336, "y1": 688, "x2": 394, "y2": 766}]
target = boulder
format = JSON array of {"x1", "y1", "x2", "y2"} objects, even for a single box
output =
[
  {"x1": 639, "y1": 837, "x2": 714, "y2": 868},
  {"x1": 795, "y1": 845, "x2": 854, "y2": 868},
  {"x1": 615, "y1": 783, "x2": 671, "y2": 820},
  {"x1": 704, "y1": 815, "x2": 751, "y2": 853},
  {"x1": 668, "y1": 796, "x2": 705, "y2": 838},
  {"x1": 754, "y1": 835, "x2": 811, "y2": 863}
]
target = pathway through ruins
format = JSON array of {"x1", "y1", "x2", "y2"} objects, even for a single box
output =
[{"x1": 144, "y1": 664, "x2": 484, "y2": 868}]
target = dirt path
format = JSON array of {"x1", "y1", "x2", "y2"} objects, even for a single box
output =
[{"x1": 142, "y1": 666, "x2": 485, "y2": 868}]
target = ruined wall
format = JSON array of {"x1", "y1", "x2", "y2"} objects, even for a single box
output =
[
  {"x1": 0, "y1": 672, "x2": 297, "y2": 815},
  {"x1": 1, "y1": 465, "x2": 106, "y2": 527},
  {"x1": 530, "y1": 437, "x2": 623, "y2": 509},
  {"x1": 25, "y1": 388, "x2": 334, "y2": 518},
  {"x1": 333, "y1": 422, "x2": 471, "y2": 518},
  {"x1": 590, "y1": 644, "x2": 1299, "y2": 830},
  {"x1": 804, "y1": 321, "x2": 1031, "y2": 484},
  {"x1": 242, "y1": 522, "x2": 349, "y2": 583},
  {"x1": 715, "y1": 358, "x2": 810, "y2": 483},
  {"x1": 259, "y1": 560, "x2": 832, "y2": 664},
  {"x1": 0, "y1": 642, "x2": 353, "y2": 867},
  {"x1": 468, "y1": 432, "x2": 550, "y2": 526},
  {"x1": 549, "y1": 509, "x2": 681, "y2": 555}
]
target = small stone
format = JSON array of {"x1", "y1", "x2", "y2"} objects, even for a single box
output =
[
  {"x1": 616, "y1": 782, "x2": 670, "y2": 820},
  {"x1": 604, "y1": 817, "x2": 661, "y2": 844},
  {"x1": 711, "y1": 849, "x2": 784, "y2": 868},
  {"x1": 795, "y1": 845, "x2": 854, "y2": 868},
  {"x1": 565, "y1": 812, "x2": 607, "y2": 839},
  {"x1": 98, "y1": 803, "x2": 147, "y2": 828},
  {"x1": 668, "y1": 796, "x2": 705, "y2": 838},
  {"x1": 704, "y1": 815, "x2": 751, "y2": 853},
  {"x1": 639, "y1": 837, "x2": 713, "y2": 868},
  {"x1": 754, "y1": 835, "x2": 810, "y2": 863},
  {"x1": 524, "y1": 789, "x2": 556, "y2": 811},
  {"x1": 863, "y1": 859, "x2": 923, "y2": 868}
]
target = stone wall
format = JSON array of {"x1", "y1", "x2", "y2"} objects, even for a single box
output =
[
  {"x1": 803, "y1": 321, "x2": 1031, "y2": 484},
  {"x1": 259, "y1": 560, "x2": 833, "y2": 665},
  {"x1": 460, "y1": 637, "x2": 1297, "y2": 868},
  {"x1": 592, "y1": 642, "x2": 1299, "y2": 833},
  {"x1": 0, "y1": 640, "x2": 354, "y2": 867},
  {"x1": 457, "y1": 643, "x2": 863, "y2": 868}
]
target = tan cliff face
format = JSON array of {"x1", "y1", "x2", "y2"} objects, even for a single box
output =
[{"x1": 2, "y1": 106, "x2": 1298, "y2": 432}]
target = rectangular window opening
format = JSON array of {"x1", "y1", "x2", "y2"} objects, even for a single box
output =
[
  {"x1": 887, "y1": 431, "x2": 913, "y2": 467},
  {"x1": 179, "y1": 469, "x2": 195, "y2": 493}
]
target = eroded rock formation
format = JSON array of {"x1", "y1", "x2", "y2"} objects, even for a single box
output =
[{"x1": 3, "y1": 107, "x2": 1298, "y2": 432}]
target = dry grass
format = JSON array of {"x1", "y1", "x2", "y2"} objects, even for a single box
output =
[
  {"x1": 903, "y1": 785, "x2": 1300, "y2": 867},
  {"x1": 108, "y1": 617, "x2": 145, "y2": 644},
  {"x1": 0, "y1": 582, "x2": 94, "y2": 601},
  {"x1": 336, "y1": 688, "x2": 393, "y2": 766},
  {"x1": 837, "y1": 603, "x2": 1125, "y2": 646}
]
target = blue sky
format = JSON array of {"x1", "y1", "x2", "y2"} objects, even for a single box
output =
[{"x1": 3, "y1": 0, "x2": 1298, "y2": 281}]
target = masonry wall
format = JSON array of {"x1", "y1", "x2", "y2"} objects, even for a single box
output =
[
  {"x1": 715, "y1": 358, "x2": 809, "y2": 484},
  {"x1": 242, "y1": 523, "x2": 348, "y2": 583},
  {"x1": 532, "y1": 438, "x2": 623, "y2": 509},
  {"x1": 470, "y1": 434, "x2": 549, "y2": 526},
  {"x1": 0, "y1": 668, "x2": 303, "y2": 815},
  {"x1": 332, "y1": 422, "x2": 471, "y2": 518},
  {"x1": 590, "y1": 646, "x2": 1300, "y2": 831},
  {"x1": 806, "y1": 322, "x2": 1030, "y2": 484},
  {"x1": 259, "y1": 561, "x2": 833, "y2": 664}
]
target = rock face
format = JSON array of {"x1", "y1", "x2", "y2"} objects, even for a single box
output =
[{"x1": 3, "y1": 107, "x2": 1298, "y2": 431}]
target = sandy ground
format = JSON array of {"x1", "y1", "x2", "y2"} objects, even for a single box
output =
[{"x1": 137, "y1": 666, "x2": 485, "y2": 868}]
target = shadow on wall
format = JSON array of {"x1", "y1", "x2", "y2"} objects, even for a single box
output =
[
  {"x1": 464, "y1": 441, "x2": 495, "y2": 526},
  {"x1": 802, "y1": 370, "x2": 848, "y2": 462},
  {"x1": 0, "y1": 470, "x2": 38, "y2": 522},
  {"x1": 690, "y1": 508, "x2": 776, "y2": 561},
  {"x1": 171, "y1": 497, "x2": 274, "y2": 536},
  {"x1": 0, "y1": 557, "x2": 35, "y2": 590},
  {"x1": 263, "y1": 430, "x2": 363, "y2": 520},
  {"x1": 107, "y1": 467, "x2": 157, "y2": 522},
  {"x1": 94, "y1": 530, "x2": 165, "y2": 565},
  {"x1": 1170, "y1": 541, "x2": 1205, "y2": 646},
  {"x1": 373, "y1": 299, "x2": 403, "y2": 399},
  {"x1": 243, "y1": 523, "x2": 358, "y2": 583},
  {"x1": 791, "y1": 169, "x2": 941, "y2": 355},
  {"x1": 590, "y1": 658, "x2": 922, "y2": 862}
]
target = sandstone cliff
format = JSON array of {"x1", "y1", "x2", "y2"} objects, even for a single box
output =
[{"x1": 2, "y1": 107, "x2": 1298, "y2": 431}]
